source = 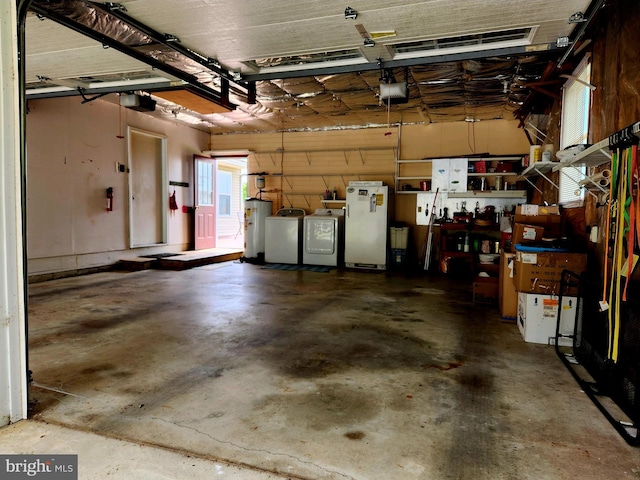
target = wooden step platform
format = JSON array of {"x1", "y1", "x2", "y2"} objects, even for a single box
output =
[{"x1": 119, "y1": 248, "x2": 243, "y2": 271}]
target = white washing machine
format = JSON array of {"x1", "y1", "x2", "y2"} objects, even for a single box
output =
[
  {"x1": 265, "y1": 208, "x2": 306, "y2": 264},
  {"x1": 303, "y1": 209, "x2": 345, "y2": 266}
]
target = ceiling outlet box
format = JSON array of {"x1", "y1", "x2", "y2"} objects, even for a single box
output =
[{"x1": 120, "y1": 94, "x2": 156, "y2": 112}]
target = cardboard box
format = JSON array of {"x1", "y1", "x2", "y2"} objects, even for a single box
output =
[
  {"x1": 512, "y1": 223, "x2": 544, "y2": 246},
  {"x1": 517, "y1": 292, "x2": 577, "y2": 345},
  {"x1": 515, "y1": 204, "x2": 560, "y2": 216},
  {"x1": 513, "y1": 204, "x2": 561, "y2": 239},
  {"x1": 473, "y1": 276, "x2": 498, "y2": 304},
  {"x1": 499, "y1": 252, "x2": 517, "y2": 319},
  {"x1": 513, "y1": 251, "x2": 587, "y2": 295}
]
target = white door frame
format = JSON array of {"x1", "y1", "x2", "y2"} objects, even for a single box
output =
[
  {"x1": 127, "y1": 127, "x2": 168, "y2": 248},
  {"x1": 0, "y1": 0, "x2": 28, "y2": 425}
]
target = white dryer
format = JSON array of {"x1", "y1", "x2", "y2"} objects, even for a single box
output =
[
  {"x1": 265, "y1": 208, "x2": 306, "y2": 264},
  {"x1": 303, "y1": 209, "x2": 345, "y2": 266}
]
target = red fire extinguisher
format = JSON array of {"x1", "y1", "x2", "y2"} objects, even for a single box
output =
[{"x1": 106, "y1": 187, "x2": 114, "y2": 212}]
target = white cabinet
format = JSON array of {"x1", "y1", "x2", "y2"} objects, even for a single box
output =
[
  {"x1": 432, "y1": 158, "x2": 468, "y2": 193},
  {"x1": 396, "y1": 156, "x2": 525, "y2": 195}
]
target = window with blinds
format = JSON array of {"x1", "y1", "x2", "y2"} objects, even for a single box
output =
[{"x1": 559, "y1": 58, "x2": 592, "y2": 206}]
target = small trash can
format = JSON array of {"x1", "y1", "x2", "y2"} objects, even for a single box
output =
[{"x1": 390, "y1": 227, "x2": 409, "y2": 267}]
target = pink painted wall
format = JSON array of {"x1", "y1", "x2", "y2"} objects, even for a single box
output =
[{"x1": 25, "y1": 97, "x2": 209, "y2": 275}]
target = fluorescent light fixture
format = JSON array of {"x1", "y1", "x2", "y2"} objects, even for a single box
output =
[{"x1": 364, "y1": 38, "x2": 375, "y2": 48}]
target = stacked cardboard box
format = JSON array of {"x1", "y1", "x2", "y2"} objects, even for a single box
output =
[
  {"x1": 473, "y1": 276, "x2": 499, "y2": 304},
  {"x1": 497, "y1": 204, "x2": 586, "y2": 342},
  {"x1": 511, "y1": 204, "x2": 561, "y2": 249},
  {"x1": 517, "y1": 292, "x2": 577, "y2": 346},
  {"x1": 499, "y1": 251, "x2": 517, "y2": 319},
  {"x1": 512, "y1": 251, "x2": 586, "y2": 295}
]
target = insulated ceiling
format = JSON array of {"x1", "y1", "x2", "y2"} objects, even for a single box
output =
[{"x1": 24, "y1": 0, "x2": 595, "y2": 133}]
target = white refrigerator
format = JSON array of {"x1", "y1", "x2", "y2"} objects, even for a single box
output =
[{"x1": 344, "y1": 182, "x2": 389, "y2": 270}]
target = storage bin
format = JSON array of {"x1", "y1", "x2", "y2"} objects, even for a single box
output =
[{"x1": 390, "y1": 227, "x2": 409, "y2": 249}]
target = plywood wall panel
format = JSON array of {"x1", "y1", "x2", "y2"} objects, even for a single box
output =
[
  {"x1": 590, "y1": 0, "x2": 640, "y2": 141},
  {"x1": 398, "y1": 120, "x2": 528, "y2": 160},
  {"x1": 213, "y1": 119, "x2": 528, "y2": 219}
]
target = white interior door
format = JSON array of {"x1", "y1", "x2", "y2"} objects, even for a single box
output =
[{"x1": 128, "y1": 128, "x2": 167, "y2": 247}]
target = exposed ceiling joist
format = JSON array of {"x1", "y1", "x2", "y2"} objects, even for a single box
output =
[
  {"x1": 244, "y1": 44, "x2": 562, "y2": 82},
  {"x1": 557, "y1": 0, "x2": 606, "y2": 67},
  {"x1": 23, "y1": 0, "x2": 597, "y2": 133},
  {"x1": 28, "y1": 0, "x2": 238, "y2": 111},
  {"x1": 88, "y1": 1, "x2": 246, "y2": 88}
]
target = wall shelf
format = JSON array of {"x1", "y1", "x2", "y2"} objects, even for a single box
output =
[
  {"x1": 395, "y1": 155, "x2": 524, "y2": 195},
  {"x1": 252, "y1": 147, "x2": 397, "y2": 168},
  {"x1": 447, "y1": 190, "x2": 527, "y2": 198},
  {"x1": 519, "y1": 161, "x2": 556, "y2": 177},
  {"x1": 519, "y1": 143, "x2": 613, "y2": 199},
  {"x1": 517, "y1": 161, "x2": 559, "y2": 194},
  {"x1": 401, "y1": 190, "x2": 525, "y2": 196},
  {"x1": 399, "y1": 156, "x2": 522, "y2": 163},
  {"x1": 269, "y1": 172, "x2": 392, "y2": 190},
  {"x1": 552, "y1": 138, "x2": 611, "y2": 171},
  {"x1": 468, "y1": 172, "x2": 518, "y2": 177},
  {"x1": 281, "y1": 194, "x2": 347, "y2": 207},
  {"x1": 397, "y1": 176, "x2": 432, "y2": 181},
  {"x1": 553, "y1": 120, "x2": 640, "y2": 173}
]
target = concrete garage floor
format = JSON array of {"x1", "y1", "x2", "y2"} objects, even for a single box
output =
[{"x1": 6, "y1": 263, "x2": 640, "y2": 479}]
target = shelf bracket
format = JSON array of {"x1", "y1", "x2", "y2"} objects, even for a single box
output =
[
  {"x1": 536, "y1": 167, "x2": 559, "y2": 190},
  {"x1": 357, "y1": 149, "x2": 365, "y2": 166},
  {"x1": 598, "y1": 147, "x2": 612, "y2": 161},
  {"x1": 523, "y1": 175, "x2": 545, "y2": 195},
  {"x1": 561, "y1": 166, "x2": 599, "y2": 199},
  {"x1": 320, "y1": 175, "x2": 329, "y2": 189},
  {"x1": 343, "y1": 151, "x2": 349, "y2": 166},
  {"x1": 283, "y1": 175, "x2": 293, "y2": 189},
  {"x1": 268, "y1": 153, "x2": 277, "y2": 166},
  {"x1": 304, "y1": 152, "x2": 311, "y2": 166}
]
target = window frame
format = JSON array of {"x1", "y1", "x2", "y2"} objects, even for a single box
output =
[
  {"x1": 558, "y1": 55, "x2": 592, "y2": 207},
  {"x1": 217, "y1": 170, "x2": 232, "y2": 217}
]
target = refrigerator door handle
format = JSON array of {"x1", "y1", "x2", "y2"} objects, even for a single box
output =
[{"x1": 346, "y1": 204, "x2": 349, "y2": 217}]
